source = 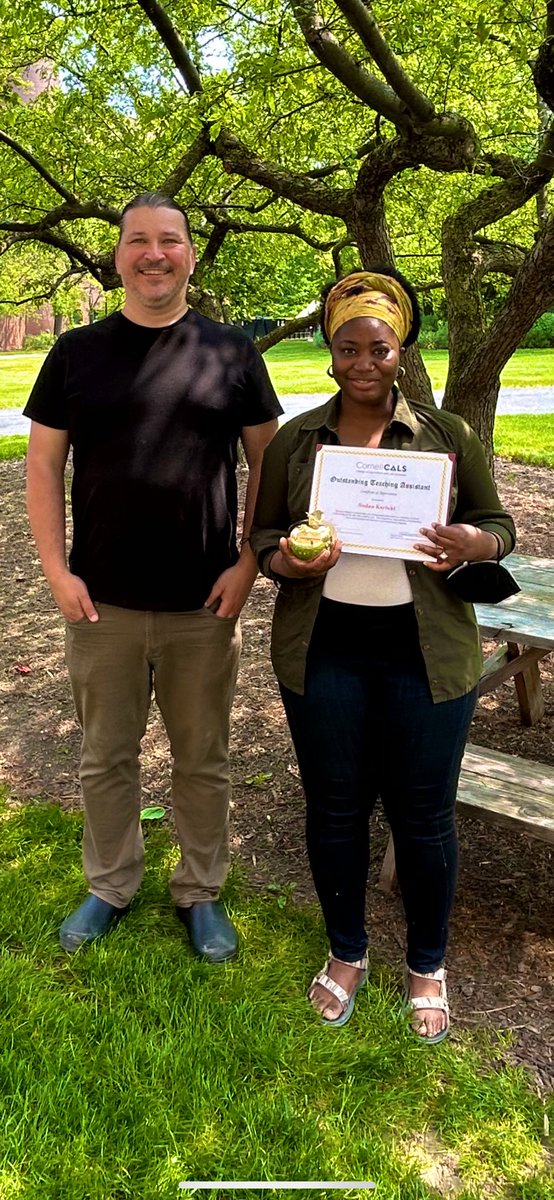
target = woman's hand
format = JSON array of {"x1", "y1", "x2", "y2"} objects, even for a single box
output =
[
  {"x1": 414, "y1": 524, "x2": 499, "y2": 573},
  {"x1": 270, "y1": 536, "x2": 342, "y2": 579}
]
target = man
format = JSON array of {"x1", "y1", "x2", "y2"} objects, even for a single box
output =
[{"x1": 24, "y1": 192, "x2": 281, "y2": 960}]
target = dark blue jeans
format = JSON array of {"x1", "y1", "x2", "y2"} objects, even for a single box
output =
[{"x1": 280, "y1": 599, "x2": 477, "y2": 973}]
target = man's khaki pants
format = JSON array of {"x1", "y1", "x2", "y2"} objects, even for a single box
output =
[{"x1": 65, "y1": 604, "x2": 241, "y2": 908}]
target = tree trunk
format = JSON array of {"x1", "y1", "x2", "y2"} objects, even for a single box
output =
[
  {"x1": 0, "y1": 316, "x2": 25, "y2": 350},
  {"x1": 402, "y1": 342, "x2": 435, "y2": 406},
  {"x1": 441, "y1": 213, "x2": 498, "y2": 461},
  {"x1": 351, "y1": 194, "x2": 393, "y2": 265},
  {"x1": 442, "y1": 372, "x2": 500, "y2": 468},
  {"x1": 442, "y1": 211, "x2": 554, "y2": 466},
  {"x1": 350, "y1": 195, "x2": 435, "y2": 406},
  {"x1": 441, "y1": 249, "x2": 498, "y2": 466}
]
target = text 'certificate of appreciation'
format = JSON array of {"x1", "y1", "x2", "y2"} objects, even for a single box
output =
[{"x1": 309, "y1": 446, "x2": 455, "y2": 561}]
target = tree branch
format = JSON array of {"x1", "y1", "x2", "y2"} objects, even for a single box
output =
[
  {"x1": 216, "y1": 0, "x2": 267, "y2": 26},
  {"x1": 213, "y1": 129, "x2": 350, "y2": 217},
  {"x1": 197, "y1": 195, "x2": 279, "y2": 215},
  {"x1": 441, "y1": 121, "x2": 554, "y2": 403},
  {"x1": 0, "y1": 199, "x2": 120, "y2": 235},
  {"x1": 193, "y1": 224, "x2": 228, "y2": 284},
  {"x1": 292, "y1": 0, "x2": 474, "y2": 141},
  {"x1": 255, "y1": 312, "x2": 317, "y2": 353},
  {"x1": 134, "y1": 0, "x2": 203, "y2": 94},
  {"x1": 532, "y1": 2, "x2": 554, "y2": 111},
  {"x1": 413, "y1": 279, "x2": 443, "y2": 293},
  {"x1": 305, "y1": 135, "x2": 382, "y2": 179},
  {"x1": 449, "y1": 214, "x2": 554, "y2": 396},
  {"x1": 332, "y1": 237, "x2": 356, "y2": 277},
  {"x1": 0, "y1": 267, "x2": 86, "y2": 307},
  {"x1": 0, "y1": 130, "x2": 77, "y2": 203},
  {"x1": 445, "y1": 125, "x2": 554, "y2": 240},
  {"x1": 200, "y1": 209, "x2": 345, "y2": 251},
  {"x1": 332, "y1": 0, "x2": 436, "y2": 123},
  {"x1": 7, "y1": 230, "x2": 118, "y2": 288},
  {"x1": 479, "y1": 151, "x2": 531, "y2": 180},
  {"x1": 473, "y1": 236, "x2": 527, "y2": 278},
  {"x1": 291, "y1": 0, "x2": 410, "y2": 127},
  {"x1": 160, "y1": 128, "x2": 212, "y2": 196}
]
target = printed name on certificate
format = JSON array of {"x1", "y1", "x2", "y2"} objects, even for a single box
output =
[{"x1": 309, "y1": 446, "x2": 455, "y2": 560}]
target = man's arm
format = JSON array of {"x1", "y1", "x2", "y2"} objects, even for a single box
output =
[
  {"x1": 240, "y1": 419, "x2": 280, "y2": 543},
  {"x1": 204, "y1": 419, "x2": 279, "y2": 618},
  {"x1": 26, "y1": 421, "x2": 98, "y2": 623}
]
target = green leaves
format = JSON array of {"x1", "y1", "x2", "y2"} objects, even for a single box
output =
[
  {"x1": 0, "y1": 0, "x2": 551, "y2": 351},
  {"x1": 139, "y1": 806, "x2": 166, "y2": 821}
]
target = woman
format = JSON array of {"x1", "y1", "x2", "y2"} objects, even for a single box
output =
[{"x1": 250, "y1": 267, "x2": 516, "y2": 1042}]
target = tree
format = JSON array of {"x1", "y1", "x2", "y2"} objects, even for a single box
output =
[{"x1": 1, "y1": 0, "x2": 554, "y2": 459}]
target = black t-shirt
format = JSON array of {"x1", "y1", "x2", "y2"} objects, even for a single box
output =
[{"x1": 24, "y1": 310, "x2": 282, "y2": 610}]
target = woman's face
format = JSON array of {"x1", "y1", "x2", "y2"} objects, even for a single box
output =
[{"x1": 330, "y1": 316, "x2": 401, "y2": 406}]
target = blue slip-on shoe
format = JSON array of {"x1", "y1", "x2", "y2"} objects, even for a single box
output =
[
  {"x1": 308, "y1": 953, "x2": 369, "y2": 1027},
  {"x1": 59, "y1": 894, "x2": 130, "y2": 952},
  {"x1": 175, "y1": 900, "x2": 238, "y2": 963}
]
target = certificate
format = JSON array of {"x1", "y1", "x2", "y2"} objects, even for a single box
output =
[{"x1": 309, "y1": 446, "x2": 455, "y2": 561}]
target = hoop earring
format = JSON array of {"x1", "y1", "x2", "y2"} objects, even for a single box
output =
[
  {"x1": 326, "y1": 365, "x2": 335, "y2": 379},
  {"x1": 396, "y1": 365, "x2": 406, "y2": 379}
]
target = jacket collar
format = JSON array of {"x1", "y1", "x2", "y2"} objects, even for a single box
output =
[{"x1": 299, "y1": 389, "x2": 418, "y2": 437}]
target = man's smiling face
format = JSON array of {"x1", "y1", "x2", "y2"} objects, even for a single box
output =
[{"x1": 115, "y1": 206, "x2": 196, "y2": 320}]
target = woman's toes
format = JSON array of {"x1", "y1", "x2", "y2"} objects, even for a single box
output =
[
  {"x1": 411, "y1": 1006, "x2": 445, "y2": 1038},
  {"x1": 309, "y1": 984, "x2": 342, "y2": 1020}
]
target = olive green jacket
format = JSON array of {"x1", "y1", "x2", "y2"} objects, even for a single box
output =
[{"x1": 250, "y1": 392, "x2": 516, "y2": 699}]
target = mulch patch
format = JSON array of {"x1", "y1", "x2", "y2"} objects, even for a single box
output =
[{"x1": 1, "y1": 457, "x2": 552, "y2": 1090}]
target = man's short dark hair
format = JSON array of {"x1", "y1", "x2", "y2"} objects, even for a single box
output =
[{"x1": 118, "y1": 193, "x2": 193, "y2": 243}]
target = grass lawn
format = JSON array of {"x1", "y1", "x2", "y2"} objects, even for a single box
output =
[
  {"x1": 3, "y1": 346, "x2": 554, "y2": 408},
  {"x1": 3, "y1": 420, "x2": 553, "y2": 467},
  {"x1": 494, "y1": 415, "x2": 554, "y2": 467},
  {"x1": 263, "y1": 343, "x2": 554, "y2": 395},
  {"x1": 0, "y1": 794, "x2": 552, "y2": 1199},
  {"x1": 1, "y1": 348, "x2": 554, "y2": 466},
  {"x1": 0, "y1": 435, "x2": 27, "y2": 461},
  {"x1": 0, "y1": 353, "x2": 47, "y2": 408}
]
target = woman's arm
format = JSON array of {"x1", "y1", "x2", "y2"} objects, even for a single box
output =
[
  {"x1": 250, "y1": 423, "x2": 341, "y2": 581},
  {"x1": 415, "y1": 422, "x2": 516, "y2": 571},
  {"x1": 250, "y1": 424, "x2": 293, "y2": 577}
]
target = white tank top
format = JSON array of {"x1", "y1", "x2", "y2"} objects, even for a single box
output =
[{"x1": 323, "y1": 553, "x2": 413, "y2": 606}]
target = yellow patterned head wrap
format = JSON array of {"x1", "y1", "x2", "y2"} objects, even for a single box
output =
[{"x1": 324, "y1": 271, "x2": 413, "y2": 345}]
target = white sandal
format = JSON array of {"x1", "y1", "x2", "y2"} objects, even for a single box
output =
[
  {"x1": 404, "y1": 966, "x2": 449, "y2": 1044},
  {"x1": 308, "y1": 953, "x2": 368, "y2": 1027}
]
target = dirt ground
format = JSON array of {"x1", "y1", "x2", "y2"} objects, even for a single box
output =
[{"x1": 1, "y1": 457, "x2": 553, "y2": 1090}]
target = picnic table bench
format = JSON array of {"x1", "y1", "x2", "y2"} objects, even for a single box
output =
[
  {"x1": 379, "y1": 552, "x2": 554, "y2": 891},
  {"x1": 476, "y1": 553, "x2": 554, "y2": 725}
]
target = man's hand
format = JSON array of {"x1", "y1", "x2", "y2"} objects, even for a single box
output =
[
  {"x1": 414, "y1": 523, "x2": 499, "y2": 573},
  {"x1": 204, "y1": 557, "x2": 258, "y2": 619},
  {"x1": 270, "y1": 536, "x2": 342, "y2": 579},
  {"x1": 49, "y1": 570, "x2": 99, "y2": 623}
]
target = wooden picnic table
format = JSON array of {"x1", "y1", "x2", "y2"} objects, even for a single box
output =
[
  {"x1": 378, "y1": 552, "x2": 554, "y2": 891},
  {"x1": 475, "y1": 552, "x2": 554, "y2": 725}
]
